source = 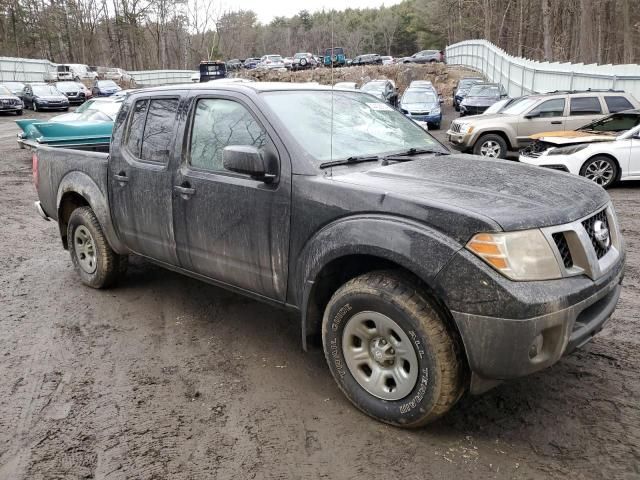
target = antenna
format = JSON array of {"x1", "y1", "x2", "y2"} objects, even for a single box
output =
[{"x1": 329, "y1": 7, "x2": 335, "y2": 176}]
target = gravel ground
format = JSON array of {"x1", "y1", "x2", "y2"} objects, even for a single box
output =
[{"x1": 0, "y1": 105, "x2": 639, "y2": 480}]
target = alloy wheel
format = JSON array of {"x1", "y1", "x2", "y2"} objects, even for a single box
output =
[
  {"x1": 480, "y1": 140, "x2": 501, "y2": 157},
  {"x1": 584, "y1": 159, "x2": 614, "y2": 186}
]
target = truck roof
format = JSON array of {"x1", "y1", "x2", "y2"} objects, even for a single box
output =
[{"x1": 134, "y1": 81, "x2": 339, "y2": 95}]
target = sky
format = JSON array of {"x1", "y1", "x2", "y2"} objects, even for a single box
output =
[{"x1": 222, "y1": 0, "x2": 403, "y2": 24}]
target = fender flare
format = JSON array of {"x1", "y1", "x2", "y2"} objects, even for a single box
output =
[
  {"x1": 294, "y1": 214, "x2": 463, "y2": 348},
  {"x1": 56, "y1": 171, "x2": 128, "y2": 254}
]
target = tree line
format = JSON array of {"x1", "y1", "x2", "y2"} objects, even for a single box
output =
[{"x1": 0, "y1": 0, "x2": 637, "y2": 71}]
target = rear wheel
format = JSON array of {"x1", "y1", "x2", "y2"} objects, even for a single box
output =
[
  {"x1": 322, "y1": 271, "x2": 465, "y2": 427},
  {"x1": 67, "y1": 206, "x2": 127, "y2": 288},
  {"x1": 473, "y1": 134, "x2": 508, "y2": 159},
  {"x1": 580, "y1": 155, "x2": 618, "y2": 189}
]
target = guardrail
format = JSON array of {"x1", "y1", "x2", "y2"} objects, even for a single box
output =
[
  {"x1": 445, "y1": 40, "x2": 640, "y2": 99},
  {"x1": 129, "y1": 70, "x2": 197, "y2": 86}
]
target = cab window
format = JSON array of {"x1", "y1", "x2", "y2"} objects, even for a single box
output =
[{"x1": 126, "y1": 97, "x2": 179, "y2": 163}]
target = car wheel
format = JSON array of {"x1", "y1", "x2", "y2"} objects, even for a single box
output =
[
  {"x1": 300, "y1": 58, "x2": 307, "y2": 67},
  {"x1": 473, "y1": 134, "x2": 508, "y2": 159},
  {"x1": 63, "y1": 107, "x2": 69, "y2": 111},
  {"x1": 431, "y1": 123, "x2": 440, "y2": 130},
  {"x1": 322, "y1": 270, "x2": 466, "y2": 427},
  {"x1": 33, "y1": 102, "x2": 38, "y2": 112},
  {"x1": 67, "y1": 206, "x2": 127, "y2": 288},
  {"x1": 454, "y1": 104, "x2": 459, "y2": 112},
  {"x1": 16, "y1": 110, "x2": 23, "y2": 116},
  {"x1": 580, "y1": 155, "x2": 619, "y2": 189}
]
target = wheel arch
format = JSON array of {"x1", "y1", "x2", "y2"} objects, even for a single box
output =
[
  {"x1": 474, "y1": 130, "x2": 515, "y2": 150},
  {"x1": 294, "y1": 215, "x2": 464, "y2": 351}
]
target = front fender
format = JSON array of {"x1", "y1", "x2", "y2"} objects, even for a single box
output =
[
  {"x1": 57, "y1": 171, "x2": 127, "y2": 254},
  {"x1": 295, "y1": 214, "x2": 463, "y2": 346}
]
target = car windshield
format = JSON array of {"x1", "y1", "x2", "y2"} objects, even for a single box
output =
[
  {"x1": 294, "y1": 53, "x2": 308, "y2": 59},
  {"x1": 98, "y1": 80, "x2": 118, "y2": 88},
  {"x1": 402, "y1": 90, "x2": 437, "y2": 104},
  {"x1": 77, "y1": 109, "x2": 115, "y2": 122},
  {"x1": 459, "y1": 79, "x2": 482, "y2": 89},
  {"x1": 262, "y1": 91, "x2": 447, "y2": 164},
  {"x1": 468, "y1": 85, "x2": 500, "y2": 97},
  {"x1": 483, "y1": 98, "x2": 511, "y2": 114},
  {"x1": 0, "y1": 86, "x2": 12, "y2": 95},
  {"x1": 3, "y1": 82, "x2": 23, "y2": 91},
  {"x1": 267, "y1": 55, "x2": 282, "y2": 62},
  {"x1": 501, "y1": 97, "x2": 539, "y2": 115},
  {"x1": 33, "y1": 85, "x2": 60, "y2": 95},
  {"x1": 578, "y1": 113, "x2": 640, "y2": 132},
  {"x1": 325, "y1": 48, "x2": 344, "y2": 55},
  {"x1": 56, "y1": 82, "x2": 77, "y2": 89}
]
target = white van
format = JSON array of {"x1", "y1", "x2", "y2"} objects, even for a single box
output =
[{"x1": 65, "y1": 64, "x2": 98, "y2": 81}]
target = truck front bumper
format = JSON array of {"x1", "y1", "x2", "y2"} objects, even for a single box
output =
[{"x1": 451, "y1": 262, "x2": 623, "y2": 393}]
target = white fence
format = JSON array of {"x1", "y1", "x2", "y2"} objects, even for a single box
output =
[
  {"x1": 0, "y1": 56, "x2": 55, "y2": 82},
  {"x1": 129, "y1": 70, "x2": 197, "y2": 86},
  {"x1": 445, "y1": 40, "x2": 640, "y2": 99}
]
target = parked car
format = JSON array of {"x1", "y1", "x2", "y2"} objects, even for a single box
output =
[
  {"x1": 446, "y1": 90, "x2": 640, "y2": 158},
  {"x1": 399, "y1": 87, "x2": 442, "y2": 129},
  {"x1": 283, "y1": 57, "x2": 293, "y2": 69},
  {"x1": 257, "y1": 55, "x2": 285, "y2": 70},
  {"x1": 452, "y1": 77, "x2": 484, "y2": 111},
  {"x1": 361, "y1": 79, "x2": 398, "y2": 106},
  {"x1": 0, "y1": 85, "x2": 24, "y2": 115},
  {"x1": 380, "y1": 56, "x2": 394, "y2": 65},
  {"x1": 292, "y1": 52, "x2": 317, "y2": 70},
  {"x1": 352, "y1": 54, "x2": 382, "y2": 66},
  {"x1": 32, "y1": 82, "x2": 624, "y2": 428},
  {"x1": 1, "y1": 81, "x2": 26, "y2": 99},
  {"x1": 66, "y1": 64, "x2": 99, "y2": 81},
  {"x1": 78, "y1": 82, "x2": 93, "y2": 100},
  {"x1": 55, "y1": 81, "x2": 87, "y2": 105},
  {"x1": 92, "y1": 80, "x2": 122, "y2": 97},
  {"x1": 459, "y1": 83, "x2": 508, "y2": 116},
  {"x1": 402, "y1": 50, "x2": 444, "y2": 64},
  {"x1": 244, "y1": 58, "x2": 260, "y2": 69},
  {"x1": 334, "y1": 81, "x2": 357, "y2": 89},
  {"x1": 324, "y1": 47, "x2": 346, "y2": 67},
  {"x1": 17, "y1": 98, "x2": 122, "y2": 150},
  {"x1": 23, "y1": 83, "x2": 69, "y2": 111},
  {"x1": 44, "y1": 64, "x2": 73, "y2": 82},
  {"x1": 519, "y1": 110, "x2": 640, "y2": 188},
  {"x1": 104, "y1": 68, "x2": 132, "y2": 83},
  {"x1": 226, "y1": 59, "x2": 243, "y2": 71}
]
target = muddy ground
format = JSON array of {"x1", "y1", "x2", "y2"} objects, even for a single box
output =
[{"x1": 0, "y1": 104, "x2": 639, "y2": 480}]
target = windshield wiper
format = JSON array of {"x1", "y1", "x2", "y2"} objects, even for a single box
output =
[
  {"x1": 318, "y1": 155, "x2": 380, "y2": 169},
  {"x1": 382, "y1": 148, "x2": 448, "y2": 162}
]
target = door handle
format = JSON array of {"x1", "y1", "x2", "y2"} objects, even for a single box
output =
[
  {"x1": 114, "y1": 171, "x2": 129, "y2": 183},
  {"x1": 174, "y1": 184, "x2": 196, "y2": 197},
  {"x1": 550, "y1": 121, "x2": 562, "y2": 125}
]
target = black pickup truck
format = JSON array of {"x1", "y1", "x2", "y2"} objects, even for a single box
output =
[{"x1": 33, "y1": 82, "x2": 625, "y2": 427}]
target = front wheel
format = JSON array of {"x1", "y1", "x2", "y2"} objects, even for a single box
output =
[
  {"x1": 16, "y1": 109, "x2": 23, "y2": 116},
  {"x1": 580, "y1": 155, "x2": 618, "y2": 189},
  {"x1": 473, "y1": 134, "x2": 508, "y2": 159},
  {"x1": 322, "y1": 271, "x2": 465, "y2": 427},
  {"x1": 67, "y1": 206, "x2": 127, "y2": 288},
  {"x1": 33, "y1": 102, "x2": 38, "y2": 112}
]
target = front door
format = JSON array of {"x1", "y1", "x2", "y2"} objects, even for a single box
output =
[
  {"x1": 172, "y1": 93, "x2": 291, "y2": 301},
  {"x1": 109, "y1": 94, "x2": 182, "y2": 265},
  {"x1": 517, "y1": 98, "x2": 566, "y2": 145}
]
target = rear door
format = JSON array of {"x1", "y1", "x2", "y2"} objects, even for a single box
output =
[
  {"x1": 565, "y1": 96, "x2": 605, "y2": 130},
  {"x1": 517, "y1": 98, "x2": 566, "y2": 144},
  {"x1": 172, "y1": 91, "x2": 291, "y2": 301},
  {"x1": 109, "y1": 94, "x2": 183, "y2": 265}
]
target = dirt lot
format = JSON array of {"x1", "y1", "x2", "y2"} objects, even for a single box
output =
[{"x1": 0, "y1": 104, "x2": 639, "y2": 480}]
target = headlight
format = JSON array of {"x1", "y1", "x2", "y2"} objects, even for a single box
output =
[
  {"x1": 548, "y1": 144, "x2": 590, "y2": 156},
  {"x1": 431, "y1": 106, "x2": 441, "y2": 115},
  {"x1": 455, "y1": 123, "x2": 473, "y2": 134},
  {"x1": 467, "y1": 230, "x2": 561, "y2": 281}
]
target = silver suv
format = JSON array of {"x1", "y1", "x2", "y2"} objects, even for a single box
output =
[{"x1": 446, "y1": 90, "x2": 640, "y2": 158}]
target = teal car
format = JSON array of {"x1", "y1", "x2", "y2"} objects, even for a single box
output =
[
  {"x1": 16, "y1": 98, "x2": 122, "y2": 151},
  {"x1": 324, "y1": 47, "x2": 346, "y2": 67}
]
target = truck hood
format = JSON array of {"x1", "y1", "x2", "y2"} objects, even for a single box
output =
[{"x1": 331, "y1": 153, "x2": 609, "y2": 233}]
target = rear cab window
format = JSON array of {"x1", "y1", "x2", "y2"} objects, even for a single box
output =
[
  {"x1": 125, "y1": 97, "x2": 179, "y2": 163},
  {"x1": 604, "y1": 96, "x2": 634, "y2": 113},
  {"x1": 570, "y1": 96, "x2": 603, "y2": 115}
]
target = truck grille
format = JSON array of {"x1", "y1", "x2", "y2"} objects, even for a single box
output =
[
  {"x1": 582, "y1": 210, "x2": 611, "y2": 259},
  {"x1": 552, "y1": 233, "x2": 573, "y2": 268},
  {"x1": 450, "y1": 123, "x2": 462, "y2": 133}
]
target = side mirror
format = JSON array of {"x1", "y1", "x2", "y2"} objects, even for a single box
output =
[
  {"x1": 439, "y1": 96, "x2": 444, "y2": 104},
  {"x1": 524, "y1": 111, "x2": 540, "y2": 119},
  {"x1": 223, "y1": 145, "x2": 276, "y2": 183}
]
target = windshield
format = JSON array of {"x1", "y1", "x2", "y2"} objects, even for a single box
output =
[
  {"x1": 294, "y1": 53, "x2": 308, "y2": 59},
  {"x1": 3, "y1": 82, "x2": 23, "y2": 91},
  {"x1": 33, "y1": 85, "x2": 61, "y2": 96},
  {"x1": 579, "y1": 113, "x2": 640, "y2": 132},
  {"x1": 56, "y1": 82, "x2": 77, "y2": 89},
  {"x1": 402, "y1": 90, "x2": 436, "y2": 104},
  {"x1": 468, "y1": 85, "x2": 500, "y2": 97},
  {"x1": 483, "y1": 98, "x2": 510, "y2": 114},
  {"x1": 501, "y1": 97, "x2": 539, "y2": 115},
  {"x1": 267, "y1": 55, "x2": 282, "y2": 62},
  {"x1": 325, "y1": 48, "x2": 344, "y2": 56},
  {"x1": 0, "y1": 86, "x2": 12, "y2": 95},
  {"x1": 98, "y1": 80, "x2": 118, "y2": 88},
  {"x1": 459, "y1": 79, "x2": 482, "y2": 89},
  {"x1": 262, "y1": 91, "x2": 447, "y2": 164}
]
